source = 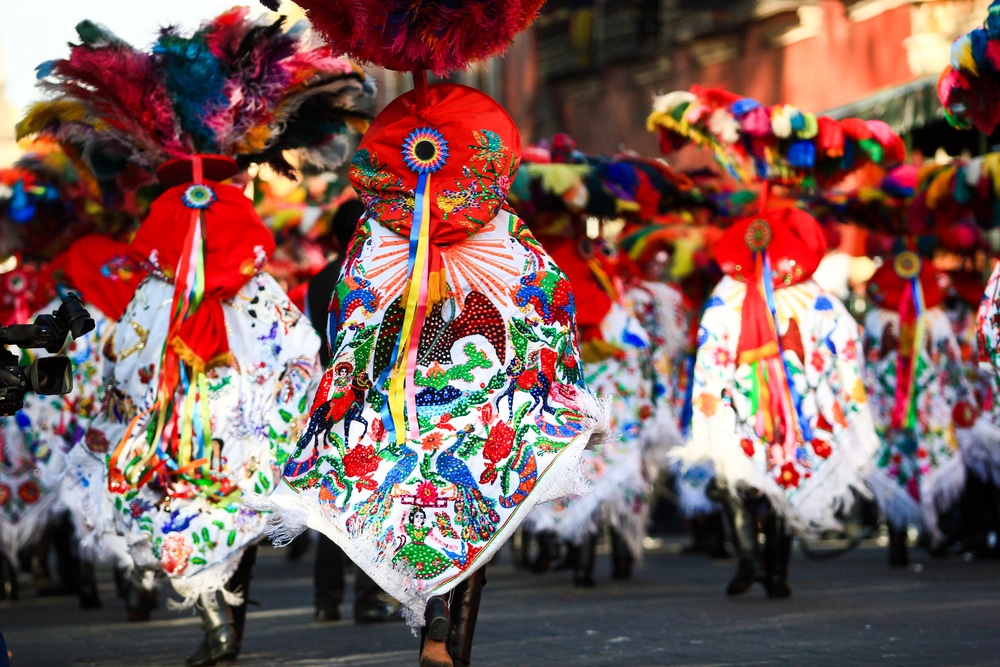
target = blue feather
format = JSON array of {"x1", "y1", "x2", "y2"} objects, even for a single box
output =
[{"x1": 153, "y1": 32, "x2": 228, "y2": 153}]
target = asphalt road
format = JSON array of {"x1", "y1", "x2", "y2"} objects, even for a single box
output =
[{"x1": 2, "y1": 535, "x2": 999, "y2": 666}]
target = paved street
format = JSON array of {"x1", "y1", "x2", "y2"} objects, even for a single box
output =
[{"x1": 2, "y1": 536, "x2": 999, "y2": 667}]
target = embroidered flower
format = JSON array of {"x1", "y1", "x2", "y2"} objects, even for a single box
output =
[
  {"x1": 420, "y1": 432, "x2": 444, "y2": 452},
  {"x1": 713, "y1": 348, "x2": 734, "y2": 366},
  {"x1": 777, "y1": 462, "x2": 800, "y2": 489},
  {"x1": 18, "y1": 481, "x2": 40, "y2": 504},
  {"x1": 0, "y1": 484, "x2": 10, "y2": 506},
  {"x1": 694, "y1": 392, "x2": 719, "y2": 417},
  {"x1": 160, "y1": 533, "x2": 193, "y2": 575},
  {"x1": 484, "y1": 422, "x2": 515, "y2": 464},
  {"x1": 740, "y1": 438, "x2": 755, "y2": 457},
  {"x1": 181, "y1": 184, "x2": 216, "y2": 210},
  {"x1": 343, "y1": 444, "x2": 381, "y2": 478},
  {"x1": 415, "y1": 481, "x2": 440, "y2": 506},
  {"x1": 811, "y1": 438, "x2": 832, "y2": 459},
  {"x1": 129, "y1": 498, "x2": 153, "y2": 519},
  {"x1": 810, "y1": 350, "x2": 825, "y2": 373},
  {"x1": 402, "y1": 127, "x2": 449, "y2": 174},
  {"x1": 479, "y1": 403, "x2": 494, "y2": 425}
]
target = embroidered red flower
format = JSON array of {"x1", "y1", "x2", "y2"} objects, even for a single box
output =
[
  {"x1": 370, "y1": 418, "x2": 386, "y2": 443},
  {"x1": 811, "y1": 438, "x2": 832, "y2": 459},
  {"x1": 18, "y1": 481, "x2": 40, "y2": 504},
  {"x1": 343, "y1": 444, "x2": 381, "y2": 478},
  {"x1": 479, "y1": 465, "x2": 498, "y2": 485},
  {"x1": 479, "y1": 403, "x2": 494, "y2": 425},
  {"x1": 0, "y1": 484, "x2": 10, "y2": 506},
  {"x1": 484, "y1": 422, "x2": 515, "y2": 464},
  {"x1": 740, "y1": 438, "x2": 755, "y2": 457},
  {"x1": 415, "y1": 481, "x2": 440, "y2": 506},
  {"x1": 952, "y1": 401, "x2": 978, "y2": 428},
  {"x1": 420, "y1": 432, "x2": 444, "y2": 452},
  {"x1": 160, "y1": 533, "x2": 193, "y2": 575},
  {"x1": 810, "y1": 350, "x2": 825, "y2": 373},
  {"x1": 777, "y1": 462, "x2": 800, "y2": 489}
]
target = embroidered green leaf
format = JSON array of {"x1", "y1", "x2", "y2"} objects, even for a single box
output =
[
  {"x1": 227, "y1": 530, "x2": 237, "y2": 547},
  {"x1": 190, "y1": 556, "x2": 207, "y2": 566}
]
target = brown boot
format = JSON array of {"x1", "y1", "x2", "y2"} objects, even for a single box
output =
[
  {"x1": 419, "y1": 596, "x2": 452, "y2": 667},
  {"x1": 448, "y1": 570, "x2": 485, "y2": 667}
]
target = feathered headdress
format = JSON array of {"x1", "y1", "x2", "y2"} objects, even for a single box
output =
[
  {"x1": 647, "y1": 86, "x2": 906, "y2": 189},
  {"x1": 20, "y1": 7, "x2": 374, "y2": 499},
  {"x1": 258, "y1": 0, "x2": 544, "y2": 76},
  {"x1": 938, "y1": 0, "x2": 1000, "y2": 133},
  {"x1": 18, "y1": 7, "x2": 373, "y2": 184}
]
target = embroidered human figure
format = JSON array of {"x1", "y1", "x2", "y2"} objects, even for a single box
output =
[{"x1": 393, "y1": 506, "x2": 449, "y2": 580}]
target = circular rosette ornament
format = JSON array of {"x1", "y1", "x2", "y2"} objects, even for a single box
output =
[
  {"x1": 893, "y1": 251, "x2": 920, "y2": 280},
  {"x1": 953, "y1": 400, "x2": 978, "y2": 429},
  {"x1": 181, "y1": 184, "x2": 216, "y2": 210},
  {"x1": 744, "y1": 217, "x2": 773, "y2": 253},
  {"x1": 350, "y1": 84, "x2": 521, "y2": 239},
  {"x1": 402, "y1": 128, "x2": 449, "y2": 174}
]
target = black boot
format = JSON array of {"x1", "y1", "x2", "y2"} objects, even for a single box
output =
[
  {"x1": 553, "y1": 542, "x2": 580, "y2": 571},
  {"x1": 888, "y1": 525, "x2": 909, "y2": 567},
  {"x1": 610, "y1": 528, "x2": 633, "y2": 580},
  {"x1": 226, "y1": 546, "x2": 257, "y2": 644},
  {"x1": 124, "y1": 580, "x2": 157, "y2": 622},
  {"x1": 79, "y1": 561, "x2": 101, "y2": 609},
  {"x1": 0, "y1": 555, "x2": 17, "y2": 601},
  {"x1": 185, "y1": 589, "x2": 239, "y2": 666},
  {"x1": 572, "y1": 534, "x2": 597, "y2": 587},
  {"x1": 448, "y1": 570, "x2": 485, "y2": 667},
  {"x1": 718, "y1": 487, "x2": 759, "y2": 596},
  {"x1": 530, "y1": 531, "x2": 561, "y2": 574},
  {"x1": 419, "y1": 596, "x2": 452, "y2": 667},
  {"x1": 762, "y1": 511, "x2": 792, "y2": 599}
]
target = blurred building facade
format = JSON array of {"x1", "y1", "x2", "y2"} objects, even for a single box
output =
[
  {"x1": 508, "y1": 0, "x2": 988, "y2": 161},
  {"x1": 0, "y1": 37, "x2": 20, "y2": 167}
]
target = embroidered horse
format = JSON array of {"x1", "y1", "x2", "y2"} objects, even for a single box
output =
[{"x1": 495, "y1": 350, "x2": 557, "y2": 419}]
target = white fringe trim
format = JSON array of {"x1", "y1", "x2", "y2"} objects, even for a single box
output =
[
  {"x1": 248, "y1": 394, "x2": 611, "y2": 628},
  {"x1": 956, "y1": 417, "x2": 1000, "y2": 486},
  {"x1": 0, "y1": 492, "x2": 60, "y2": 568},
  {"x1": 673, "y1": 403, "x2": 879, "y2": 538},
  {"x1": 167, "y1": 546, "x2": 248, "y2": 609}
]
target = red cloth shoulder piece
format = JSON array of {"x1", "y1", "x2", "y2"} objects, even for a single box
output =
[
  {"x1": 48, "y1": 234, "x2": 146, "y2": 321},
  {"x1": 350, "y1": 83, "x2": 521, "y2": 243},
  {"x1": 130, "y1": 181, "x2": 275, "y2": 298},
  {"x1": 715, "y1": 206, "x2": 826, "y2": 288},
  {"x1": 868, "y1": 256, "x2": 944, "y2": 311}
]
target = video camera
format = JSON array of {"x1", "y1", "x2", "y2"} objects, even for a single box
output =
[{"x1": 0, "y1": 293, "x2": 96, "y2": 416}]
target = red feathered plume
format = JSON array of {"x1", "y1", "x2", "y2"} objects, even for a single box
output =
[{"x1": 261, "y1": 0, "x2": 546, "y2": 75}]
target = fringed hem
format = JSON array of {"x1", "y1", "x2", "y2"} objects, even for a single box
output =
[
  {"x1": 641, "y1": 400, "x2": 684, "y2": 475},
  {"x1": 674, "y1": 405, "x2": 878, "y2": 538},
  {"x1": 249, "y1": 395, "x2": 611, "y2": 629},
  {"x1": 921, "y1": 454, "x2": 966, "y2": 546},
  {"x1": 533, "y1": 444, "x2": 648, "y2": 553},
  {"x1": 167, "y1": 546, "x2": 248, "y2": 609},
  {"x1": 957, "y1": 417, "x2": 1000, "y2": 486},
  {"x1": 866, "y1": 468, "x2": 923, "y2": 531},
  {"x1": 0, "y1": 493, "x2": 60, "y2": 568}
]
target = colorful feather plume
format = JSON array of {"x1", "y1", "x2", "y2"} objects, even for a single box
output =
[
  {"x1": 647, "y1": 86, "x2": 906, "y2": 190},
  {"x1": 0, "y1": 140, "x2": 137, "y2": 262},
  {"x1": 258, "y1": 0, "x2": 545, "y2": 75},
  {"x1": 938, "y1": 0, "x2": 1000, "y2": 133},
  {"x1": 18, "y1": 7, "x2": 373, "y2": 183}
]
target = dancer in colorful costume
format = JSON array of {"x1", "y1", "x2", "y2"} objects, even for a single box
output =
[
  {"x1": 864, "y1": 251, "x2": 968, "y2": 563},
  {"x1": 0, "y1": 147, "x2": 113, "y2": 601},
  {"x1": 253, "y1": 2, "x2": 606, "y2": 665},
  {"x1": 510, "y1": 141, "x2": 684, "y2": 586},
  {"x1": 683, "y1": 205, "x2": 878, "y2": 596},
  {"x1": 19, "y1": 9, "x2": 371, "y2": 664}
]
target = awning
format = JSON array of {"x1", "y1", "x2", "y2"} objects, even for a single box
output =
[{"x1": 822, "y1": 75, "x2": 943, "y2": 135}]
